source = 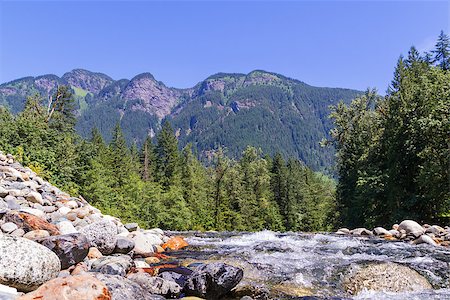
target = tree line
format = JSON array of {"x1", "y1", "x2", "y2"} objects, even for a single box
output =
[
  {"x1": 327, "y1": 31, "x2": 450, "y2": 228},
  {"x1": 0, "y1": 88, "x2": 336, "y2": 231}
]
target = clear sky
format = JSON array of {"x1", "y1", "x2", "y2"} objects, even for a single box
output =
[{"x1": 0, "y1": 1, "x2": 448, "y2": 93}]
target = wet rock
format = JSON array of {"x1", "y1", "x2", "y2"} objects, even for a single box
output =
[
  {"x1": 38, "y1": 233, "x2": 90, "y2": 269},
  {"x1": 1, "y1": 222, "x2": 18, "y2": 233},
  {"x1": 413, "y1": 234, "x2": 437, "y2": 246},
  {"x1": 0, "y1": 234, "x2": 60, "y2": 292},
  {"x1": 3, "y1": 211, "x2": 60, "y2": 235},
  {"x1": 93, "y1": 273, "x2": 165, "y2": 300},
  {"x1": 184, "y1": 263, "x2": 244, "y2": 299},
  {"x1": 343, "y1": 262, "x2": 431, "y2": 295},
  {"x1": 91, "y1": 254, "x2": 135, "y2": 277},
  {"x1": 128, "y1": 272, "x2": 182, "y2": 297},
  {"x1": 162, "y1": 236, "x2": 189, "y2": 250},
  {"x1": 159, "y1": 271, "x2": 189, "y2": 288},
  {"x1": 398, "y1": 220, "x2": 424, "y2": 238},
  {"x1": 19, "y1": 274, "x2": 111, "y2": 300},
  {"x1": 114, "y1": 237, "x2": 135, "y2": 254},
  {"x1": 79, "y1": 220, "x2": 117, "y2": 255}
]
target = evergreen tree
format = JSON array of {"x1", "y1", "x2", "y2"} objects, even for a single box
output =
[
  {"x1": 155, "y1": 121, "x2": 181, "y2": 189},
  {"x1": 432, "y1": 30, "x2": 450, "y2": 70}
]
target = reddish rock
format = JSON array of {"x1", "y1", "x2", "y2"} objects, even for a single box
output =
[
  {"x1": 3, "y1": 211, "x2": 60, "y2": 235},
  {"x1": 162, "y1": 236, "x2": 188, "y2": 251},
  {"x1": 18, "y1": 274, "x2": 111, "y2": 300}
]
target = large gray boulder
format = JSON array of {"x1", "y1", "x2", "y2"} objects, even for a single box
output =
[
  {"x1": 79, "y1": 220, "x2": 117, "y2": 255},
  {"x1": 398, "y1": 220, "x2": 425, "y2": 237},
  {"x1": 184, "y1": 263, "x2": 244, "y2": 299},
  {"x1": 91, "y1": 254, "x2": 135, "y2": 277},
  {"x1": 128, "y1": 272, "x2": 182, "y2": 297},
  {"x1": 343, "y1": 262, "x2": 431, "y2": 295},
  {"x1": 0, "y1": 235, "x2": 61, "y2": 292}
]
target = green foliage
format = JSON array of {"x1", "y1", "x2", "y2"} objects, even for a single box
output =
[{"x1": 328, "y1": 32, "x2": 450, "y2": 228}]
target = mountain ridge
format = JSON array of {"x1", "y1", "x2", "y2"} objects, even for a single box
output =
[{"x1": 0, "y1": 69, "x2": 362, "y2": 172}]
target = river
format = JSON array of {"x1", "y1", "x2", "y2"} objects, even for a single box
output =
[{"x1": 169, "y1": 230, "x2": 450, "y2": 299}]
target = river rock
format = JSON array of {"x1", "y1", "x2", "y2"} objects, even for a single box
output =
[
  {"x1": 184, "y1": 263, "x2": 244, "y2": 299},
  {"x1": 79, "y1": 220, "x2": 117, "y2": 255},
  {"x1": 343, "y1": 262, "x2": 431, "y2": 295},
  {"x1": 91, "y1": 254, "x2": 135, "y2": 277},
  {"x1": 0, "y1": 235, "x2": 61, "y2": 292},
  {"x1": 3, "y1": 211, "x2": 60, "y2": 235},
  {"x1": 398, "y1": 220, "x2": 425, "y2": 237},
  {"x1": 114, "y1": 237, "x2": 135, "y2": 254},
  {"x1": 38, "y1": 233, "x2": 90, "y2": 269},
  {"x1": 93, "y1": 273, "x2": 165, "y2": 300},
  {"x1": 56, "y1": 220, "x2": 78, "y2": 235},
  {"x1": 413, "y1": 234, "x2": 437, "y2": 246},
  {"x1": 162, "y1": 236, "x2": 189, "y2": 250},
  {"x1": 350, "y1": 228, "x2": 373, "y2": 236},
  {"x1": 1, "y1": 222, "x2": 18, "y2": 233},
  {"x1": 124, "y1": 223, "x2": 139, "y2": 232},
  {"x1": 18, "y1": 274, "x2": 111, "y2": 300},
  {"x1": 23, "y1": 229, "x2": 50, "y2": 240},
  {"x1": 373, "y1": 227, "x2": 392, "y2": 236},
  {"x1": 128, "y1": 272, "x2": 182, "y2": 297},
  {"x1": 88, "y1": 247, "x2": 104, "y2": 259},
  {"x1": 25, "y1": 191, "x2": 43, "y2": 205},
  {"x1": 129, "y1": 231, "x2": 157, "y2": 257}
]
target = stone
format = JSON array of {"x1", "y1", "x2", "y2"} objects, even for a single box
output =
[
  {"x1": 71, "y1": 262, "x2": 88, "y2": 275},
  {"x1": 65, "y1": 200, "x2": 78, "y2": 209},
  {"x1": 425, "y1": 225, "x2": 445, "y2": 235},
  {"x1": 58, "y1": 206, "x2": 71, "y2": 215},
  {"x1": 413, "y1": 234, "x2": 438, "y2": 246},
  {"x1": 93, "y1": 273, "x2": 165, "y2": 300},
  {"x1": 134, "y1": 260, "x2": 151, "y2": 268},
  {"x1": 75, "y1": 206, "x2": 90, "y2": 218},
  {"x1": 3, "y1": 211, "x2": 60, "y2": 235},
  {"x1": 373, "y1": 227, "x2": 392, "y2": 236},
  {"x1": 336, "y1": 228, "x2": 350, "y2": 234},
  {"x1": 91, "y1": 254, "x2": 135, "y2": 277},
  {"x1": 343, "y1": 263, "x2": 431, "y2": 295},
  {"x1": 113, "y1": 236, "x2": 135, "y2": 254},
  {"x1": 18, "y1": 274, "x2": 111, "y2": 300},
  {"x1": 5, "y1": 197, "x2": 20, "y2": 210},
  {"x1": 159, "y1": 271, "x2": 189, "y2": 288},
  {"x1": 145, "y1": 257, "x2": 161, "y2": 264},
  {"x1": 124, "y1": 223, "x2": 139, "y2": 232},
  {"x1": 350, "y1": 228, "x2": 373, "y2": 236},
  {"x1": 25, "y1": 191, "x2": 44, "y2": 205},
  {"x1": 184, "y1": 263, "x2": 244, "y2": 299},
  {"x1": 19, "y1": 207, "x2": 46, "y2": 219},
  {"x1": 129, "y1": 231, "x2": 156, "y2": 257},
  {"x1": 0, "y1": 283, "x2": 18, "y2": 300},
  {"x1": 38, "y1": 233, "x2": 90, "y2": 269},
  {"x1": 128, "y1": 272, "x2": 182, "y2": 297},
  {"x1": 79, "y1": 220, "x2": 117, "y2": 255},
  {"x1": 162, "y1": 236, "x2": 189, "y2": 250},
  {"x1": 0, "y1": 235, "x2": 60, "y2": 292},
  {"x1": 10, "y1": 228, "x2": 25, "y2": 237},
  {"x1": 398, "y1": 220, "x2": 425, "y2": 238},
  {"x1": 1, "y1": 222, "x2": 18, "y2": 233},
  {"x1": 23, "y1": 229, "x2": 50, "y2": 240},
  {"x1": 88, "y1": 247, "x2": 104, "y2": 259},
  {"x1": 56, "y1": 220, "x2": 78, "y2": 235},
  {"x1": 66, "y1": 212, "x2": 77, "y2": 221}
]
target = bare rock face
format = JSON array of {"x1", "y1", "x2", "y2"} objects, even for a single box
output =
[
  {"x1": 343, "y1": 263, "x2": 431, "y2": 295},
  {"x1": 62, "y1": 69, "x2": 114, "y2": 94},
  {"x1": 0, "y1": 235, "x2": 61, "y2": 292},
  {"x1": 122, "y1": 73, "x2": 180, "y2": 119},
  {"x1": 18, "y1": 274, "x2": 111, "y2": 300}
]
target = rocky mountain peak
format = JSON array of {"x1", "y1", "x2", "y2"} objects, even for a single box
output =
[
  {"x1": 122, "y1": 73, "x2": 180, "y2": 119},
  {"x1": 62, "y1": 69, "x2": 114, "y2": 95}
]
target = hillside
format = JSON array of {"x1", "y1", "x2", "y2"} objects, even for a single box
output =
[{"x1": 0, "y1": 69, "x2": 361, "y2": 171}]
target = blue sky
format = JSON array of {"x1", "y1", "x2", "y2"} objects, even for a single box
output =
[{"x1": 0, "y1": 1, "x2": 448, "y2": 93}]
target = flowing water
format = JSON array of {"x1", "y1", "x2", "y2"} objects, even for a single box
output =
[{"x1": 170, "y1": 231, "x2": 450, "y2": 300}]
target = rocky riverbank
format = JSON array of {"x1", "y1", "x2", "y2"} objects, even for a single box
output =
[{"x1": 0, "y1": 152, "x2": 243, "y2": 300}]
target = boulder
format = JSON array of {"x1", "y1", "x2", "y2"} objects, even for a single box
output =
[
  {"x1": 91, "y1": 254, "x2": 135, "y2": 277},
  {"x1": 56, "y1": 220, "x2": 78, "y2": 235},
  {"x1": 129, "y1": 231, "x2": 157, "y2": 257},
  {"x1": 124, "y1": 223, "x2": 139, "y2": 232},
  {"x1": 0, "y1": 235, "x2": 61, "y2": 292},
  {"x1": 398, "y1": 220, "x2": 425, "y2": 238},
  {"x1": 114, "y1": 237, "x2": 135, "y2": 254},
  {"x1": 3, "y1": 211, "x2": 59, "y2": 235},
  {"x1": 128, "y1": 272, "x2": 182, "y2": 297},
  {"x1": 25, "y1": 191, "x2": 44, "y2": 205},
  {"x1": 93, "y1": 273, "x2": 165, "y2": 300},
  {"x1": 343, "y1": 263, "x2": 431, "y2": 295},
  {"x1": 38, "y1": 233, "x2": 90, "y2": 269},
  {"x1": 413, "y1": 235, "x2": 437, "y2": 246},
  {"x1": 184, "y1": 263, "x2": 244, "y2": 299},
  {"x1": 162, "y1": 236, "x2": 189, "y2": 250},
  {"x1": 1, "y1": 222, "x2": 18, "y2": 233},
  {"x1": 79, "y1": 220, "x2": 117, "y2": 255},
  {"x1": 350, "y1": 228, "x2": 373, "y2": 236},
  {"x1": 18, "y1": 274, "x2": 111, "y2": 300},
  {"x1": 23, "y1": 230, "x2": 50, "y2": 240},
  {"x1": 373, "y1": 227, "x2": 392, "y2": 236},
  {"x1": 88, "y1": 247, "x2": 103, "y2": 259}
]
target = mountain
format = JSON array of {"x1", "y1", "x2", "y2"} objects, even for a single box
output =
[{"x1": 0, "y1": 69, "x2": 361, "y2": 171}]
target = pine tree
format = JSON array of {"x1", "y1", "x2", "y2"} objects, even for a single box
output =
[
  {"x1": 432, "y1": 30, "x2": 450, "y2": 70},
  {"x1": 141, "y1": 136, "x2": 156, "y2": 182},
  {"x1": 155, "y1": 121, "x2": 181, "y2": 189}
]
